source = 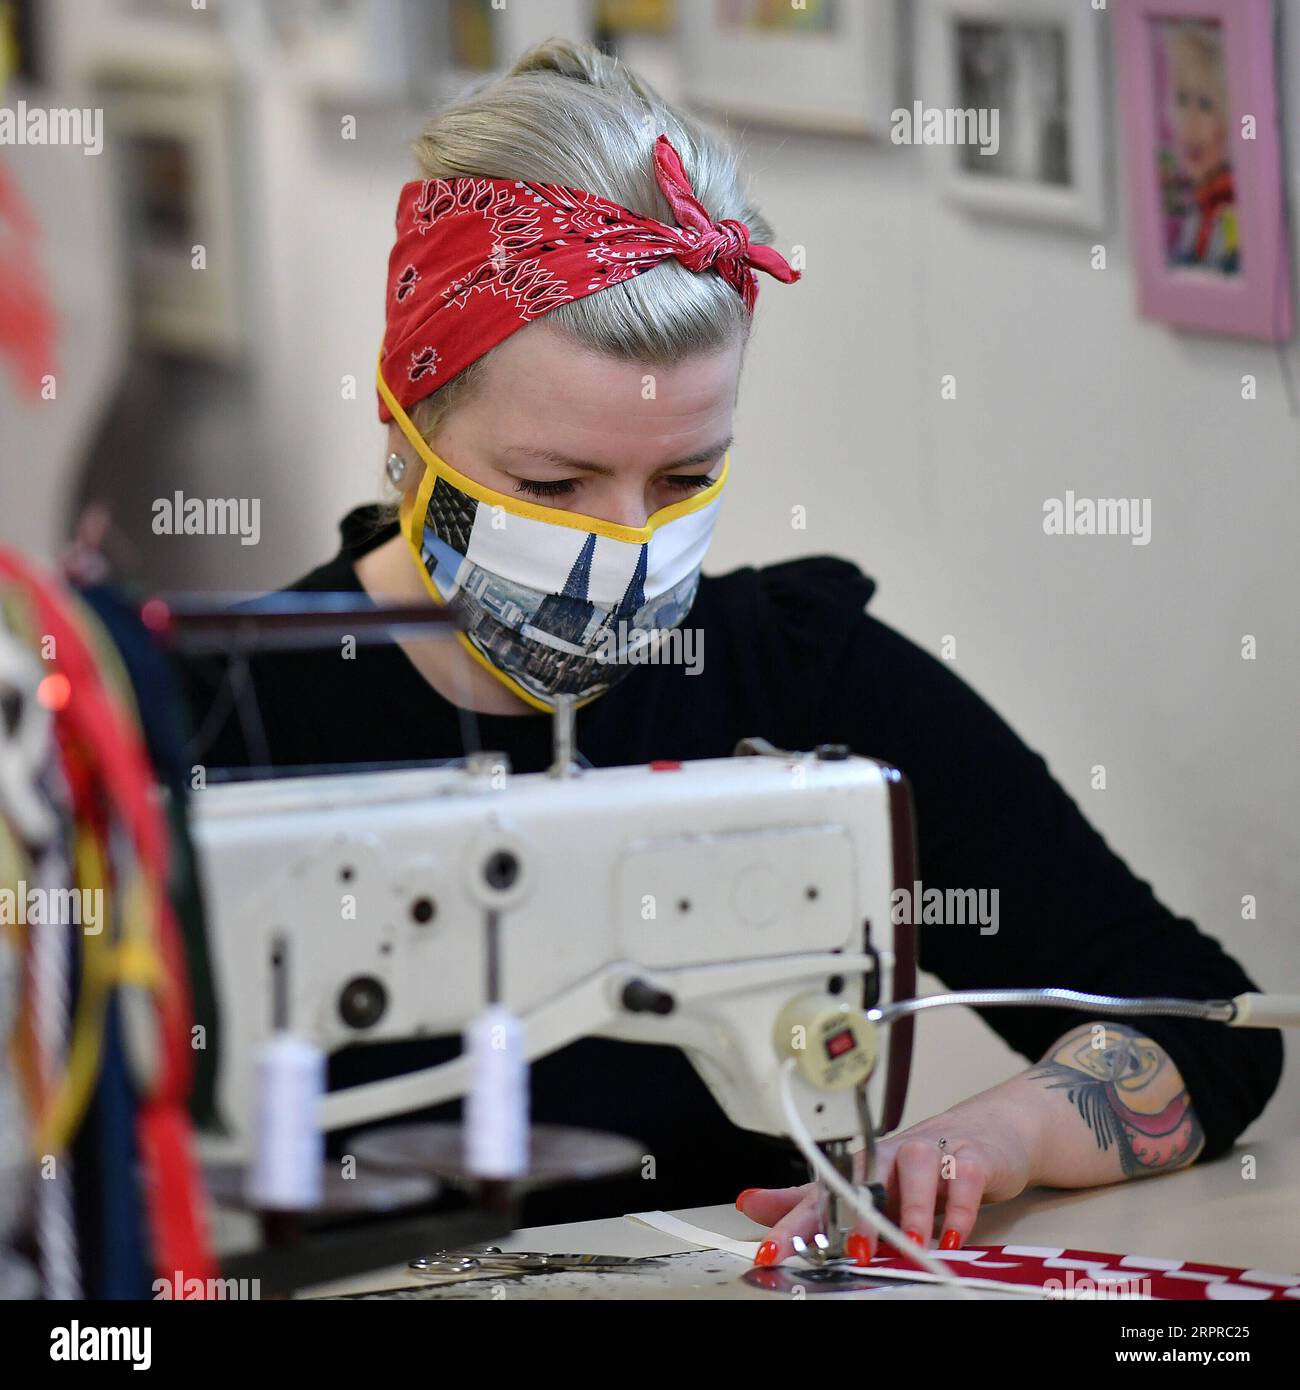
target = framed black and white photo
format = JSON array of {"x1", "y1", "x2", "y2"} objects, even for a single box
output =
[{"x1": 935, "y1": 0, "x2": 1106, "y2": 229}]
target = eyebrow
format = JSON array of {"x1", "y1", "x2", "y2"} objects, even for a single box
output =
[{"x1": 501, "y1": 437, "x2": 733, "y2": 477}]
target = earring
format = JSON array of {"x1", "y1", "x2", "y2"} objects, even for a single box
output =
[{"x1": 385, "y1": 452, "x2": 407, "y2": 486}]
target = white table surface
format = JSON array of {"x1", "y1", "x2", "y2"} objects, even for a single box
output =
[{"x1": 299, "y1": 1137, "x2": 1300, "y2": 1300}]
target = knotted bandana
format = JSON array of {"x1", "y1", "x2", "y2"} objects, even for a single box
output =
[{"x1": 377, "y1": 134, "x2": 799, "y2": 421}]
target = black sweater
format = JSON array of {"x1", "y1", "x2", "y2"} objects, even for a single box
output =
[{"x1": 181, "y1": 507, "x2": 1282, "y2": 1224}]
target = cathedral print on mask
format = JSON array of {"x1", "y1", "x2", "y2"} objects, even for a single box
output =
[{"x1": 413, "y1": 469, "x2": 719, "y2": 706}]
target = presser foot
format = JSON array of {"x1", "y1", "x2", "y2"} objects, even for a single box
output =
[{"x1": 793, "y1": 1181, "x2": 888, "y2": 1269}]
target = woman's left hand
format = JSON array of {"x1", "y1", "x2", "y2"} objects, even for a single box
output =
[
  {"x1": 739, "y1": 1023, "x2": 1207, "y2": 1265},
  {"x1": 737, "y1": 1085, "x2": 1044, "y2": 1266}
]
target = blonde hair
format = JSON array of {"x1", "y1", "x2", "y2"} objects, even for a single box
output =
[
  {"x1": 399, "y1": 37, "x2": 773, "y2": 451},
  {"x1": 1168, "y1": 22, "x2": 1225, "y2": 95}
]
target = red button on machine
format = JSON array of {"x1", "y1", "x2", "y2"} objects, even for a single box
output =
[{"x1": 649, "y1": 759, "x2": 683, "y2": 771}]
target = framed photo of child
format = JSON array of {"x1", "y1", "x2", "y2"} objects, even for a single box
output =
[{"x1": 1114, "y1": 0, "x2": 1292, "y2": 340}]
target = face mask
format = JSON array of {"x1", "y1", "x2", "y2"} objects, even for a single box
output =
[{"x1": 380, "y1": 372, "x2": 727, "y2": 712}]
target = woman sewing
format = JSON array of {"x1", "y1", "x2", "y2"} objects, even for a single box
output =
[{"x1": 187, "y1": 39, "x2": 1280, "y2": 1267}]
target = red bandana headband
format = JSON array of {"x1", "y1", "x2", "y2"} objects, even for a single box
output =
[{"x1": 377, "y1": 133, "x2": 800, "y2": 422}]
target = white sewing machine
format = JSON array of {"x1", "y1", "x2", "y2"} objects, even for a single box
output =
[{"x1": 193, "y1": 729, "x2": 918, "y2": 1260}]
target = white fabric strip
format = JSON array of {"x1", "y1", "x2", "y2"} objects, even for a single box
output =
[
  {"x1": 625, "y1": 1210, "x2": 759, "y2": 1260},
  {"x1": 1240, "y1": 1269, "x2": 1300, "y2": 1287},
  {"x1": 1118, "y1": 1254, "x2": 1184, "y2": 1270}
]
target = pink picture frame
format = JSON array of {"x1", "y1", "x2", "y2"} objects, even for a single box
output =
[{"x1": 1114, "y1": 0, "x2": 1292, "y2": 340}]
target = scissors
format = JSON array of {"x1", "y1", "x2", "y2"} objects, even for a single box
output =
[{"x1": 409, "y1": 1247, "x2": 653, "y2": 1277}]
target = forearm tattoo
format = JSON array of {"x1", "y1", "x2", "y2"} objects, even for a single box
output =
[{"x1": 1028, "y1": 1023, "x2": 1206, "y2": 1177}]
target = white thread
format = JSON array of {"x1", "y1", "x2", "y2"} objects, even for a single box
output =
[
  {"x1": 246, "y1": 1034, "x2": 325, "y2": 1210},
  {"x1": 464, "y1": 1005, "x2": 528, "y2": 1179}
]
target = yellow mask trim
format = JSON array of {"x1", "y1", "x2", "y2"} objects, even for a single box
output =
[{"x1": 378, "y1": 353, "x2": 729, "y2": 543}]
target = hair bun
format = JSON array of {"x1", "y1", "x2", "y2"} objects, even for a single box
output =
[{"x1": 508, "y1": 36, "x2": 652, "y2": 103}]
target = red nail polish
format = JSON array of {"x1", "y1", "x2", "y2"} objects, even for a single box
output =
[
  {"x1": 754, "y1": 1240, "x2": 780, "y2": 1267},
  {"x1": 735, "y1": 1188, "x2": 761, "y2": 1211},
  {"x1": 904, "y1": 1229, "x2": 925, "y2": 1247},
  {"x1": 939, "y1": 1228, "x2": 962, "y2": 1251},
  {"x1": 845, "y1": 1233, "x2": 874, "y2": 1266}
]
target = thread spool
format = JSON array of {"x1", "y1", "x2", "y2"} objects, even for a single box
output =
[
  {"x1": 245, "y1": 938, "x2": 324, "y2": 1211},
  {"x1": 464, "y1": 1004, "x2": 528, "y2": 1180}
]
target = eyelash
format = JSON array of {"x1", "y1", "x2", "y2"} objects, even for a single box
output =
[{"x1": 512, "y1": 474, "x2": 716, "y2": 500}]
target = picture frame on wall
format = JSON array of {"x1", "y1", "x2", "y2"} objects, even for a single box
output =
[
  {"x1": 593, "y1": 0, "x2": 676, "y2": 37},
  {"x1": 1113, "y1": 0, "x2": 1292, "y2": 341},
  {"x1": 446, "y1": 0, "x2": 500, "y2": 74},
  {"x1": 266, "y1": 0, "x2": 440, "y2": 103},
  {"x1": 95, "y1": 70, "x2": 243, "y2": 361},
  {"x1": 936, "y1": 0, "x2": 1107, "y2": 230},
  {"x1": 679, "y1": 0, "x2": 900, "y2": 137},
  {"x1": 433, "y1": 1, "x2": 593, "y2": 98}
]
